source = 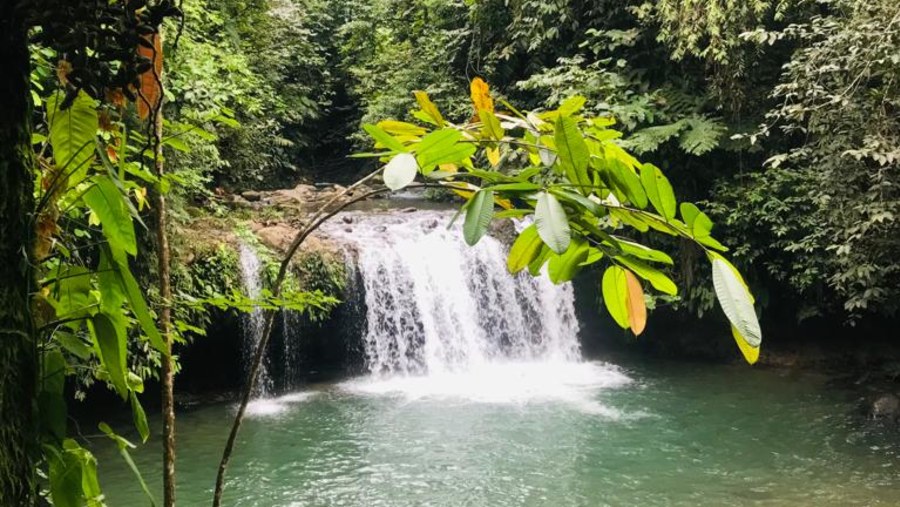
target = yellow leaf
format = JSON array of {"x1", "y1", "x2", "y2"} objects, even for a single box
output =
[
  {"x1": 487, "y1": 146, "x2": 500, "y2": 167},
  {"x1": 470, "y1": 77, "x2": 494, "y2": 114},
  {"x1": 624, "y1": 270, "x2": 647, "y2": 336},
  {"x1": 731, "y1": 325, "x2": 760, "y2": 364},
  {"x1": 89, "y1": 210, "x2": 100, "y2": 227},
  {"x1": 414, "y1": 90, "x2": 444, "y2": 126}
]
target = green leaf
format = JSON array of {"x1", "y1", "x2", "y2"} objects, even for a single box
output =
[
  {"x1": 554, "y1": 116, "x2": 591, "y2": 193},
  {"x1": 616, "y1": 256, "x2": 678, "y2": 296},
  {"x1": 130, "y1": 392, "x2": 150, "y2": 443},
  {"x1": 711, "y1": 257, "x2": 762, "y2": 348},
  {"x1": 414, "y1": 90, "x2": 445, "y2": 126},
  {"x1": 89, "y1": 313, "x2": 128, "y2": 399},
  {"x1": 507, "y1": 225, "x2": 544, "y2": 273},
  {"x1": 99, "y1": 422, "x2": 158, "y2": 506},
  {"x1": 83, "y1": 175, "x2": 137, "y2": 257},
  {"x1": 547, "y1": 239, "x2": 589, "y2": 284},
  {"x1": 550, "y1": 188, "x2": 603, "y2": 216},
  {"x1": 484, "y1": 182, "x2": 542, "y2": 192},
  {"x1": 463, "y1": 190, "x2": 495, "y2": 246},
  {"x1": 115, "y1": 262, "x2": 165, "y2": 353},
  {"x1": 602, "y1": 266, "x2": 630, "y2": 329},
  {"x1": 383, "y1": 153, "x2": 419, "y2": 191},
  {"x1": 39, "y1": 349, "x2": 68, "y2": 441},
  {"x1": 607, "y1": 158, "x2": 647, "y2": 208},
  {"x1": 415, "y1": 129, "x2": 475, "y2": 172},
  {"x1": 558, "y1": 95, "x2": 587, "y2": 116},
  {"x1": 535, "y1": 192, "x2": 571, "y2": 254},
  {"x1": 47, "y1": 90, "x2": 98, "y2": 183},
  {"x1": 479, "y1": 110, "x2": 504, "y2": 140},
  {"x1": 528, "y1": 244, "x2": 552, "y2": 276},
  {"x1": 49, "y1": 440, "x2": 102, "y2": 507},
  {"x1": 640, "y1": 163, "x2": 676, "y2": 221},
  {"x1": 614, "y1": 238, "x2": 674, "y2": 265},
  {"x1": 363, "y1": 123, "x2": 407, "y2": 152}
]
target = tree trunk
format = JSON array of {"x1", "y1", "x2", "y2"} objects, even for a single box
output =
[
  {"x1": 0, "y1": 3, "x2": 37, "y2": 504},
  {"x1": 149, "y1": 29, "x2": 178, "y2": 507}
]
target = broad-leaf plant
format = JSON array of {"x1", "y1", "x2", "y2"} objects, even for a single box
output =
[{"x1": 363, "y1": 79, "x2": 763, "y2": 363}]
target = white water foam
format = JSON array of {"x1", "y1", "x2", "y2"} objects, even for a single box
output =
[
  {"x1": 320, "y1": 210, "x2": 632, "y2": 414},
  {"x1": 340, "y1": 360, "x2": 632, "y2": 416},
  {"x1": 239, "y1": 243, "x2": 273, "y2": 397},
  {"x1": 245, "y1": 391, "x2": 318, "y2": 417}
]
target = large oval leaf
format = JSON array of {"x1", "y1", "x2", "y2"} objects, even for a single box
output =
[
  {"x1": 731, "y1": 325, "x2": 760, "y2": 365},
  {"x1": 640, "y1": 163, "x2": 676, "y2": 221},
  {"x1": 624, "y1": 270, "x2": 647, "y2": 335},
  {"x1": 383, "y1": 153, "x2": 418, "y2": 190},
  {"x1": 507, "y1": 225, "x2": 544, "y2": 273},
  {"x1": 48, "y1": 90, "x2": 98, "y2": 184},
  {"x1": 89, "y1": 312, "x2": 128, "y2": 399},
  {"x1": 463, "y1": 189, "x2": 495, "y2": 246},
  {"x1": 554, "y1": 116, "x2": 591, "y2": 193},
  {"x1": 547, "y1": 239, "x2": 589, "y2": 284},
  {"x1": 535, "y1": 192, "x2": 570, "y2": 254},
  {"x1": 602, "y1": 266, "x2": 629, "y2": 329},
  {"x1": 711, "y1": 257, "x2": 762, "y2": 347},
  {"x1": 83, "y1": 176, "x2": 137, "y2": 257}
]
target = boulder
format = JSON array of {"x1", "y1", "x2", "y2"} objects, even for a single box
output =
[
  {"x1": 241, "y1": 190, "x2": 263, "y2": 202},
  {"x1": 256, "y1": 224, "x2": 300, "y2": 252},
  {"x1": 871, "y1": 393, "x2": 900, "y2": 421}
]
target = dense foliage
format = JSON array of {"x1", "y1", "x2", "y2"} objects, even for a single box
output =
[{"x1": 172, "y1": 0, "x2": 898, "y2": 325}]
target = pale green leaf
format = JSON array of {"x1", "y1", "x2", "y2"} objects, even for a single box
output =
[
  {"x1": 535, "y1": 192, "x2": 571, "y2": 254},
  {"x1": 383, "y1": 153, "x2": 419, "y2": 190},
  {"x1": 463, "y1": 190, "x2": 495, "y2": 246},
  {"x1": 711, "y1": 257, "x2": 762, "y2": 347}
]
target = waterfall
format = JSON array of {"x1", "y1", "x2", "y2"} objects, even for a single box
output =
[
  {"x1": 321, "y1": 210, "x2": 582, "y2": 377},
  {"x1": 238, "y1": 243, "x2": 273, "y2": 396}
]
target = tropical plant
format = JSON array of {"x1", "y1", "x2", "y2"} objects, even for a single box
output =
[{"x1": 362, "y1": 79, "x2": 763, "y2": 362}]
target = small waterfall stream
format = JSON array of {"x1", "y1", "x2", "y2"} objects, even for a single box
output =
[
  {"x1": 238, "y1": 243, "x2": 273, "y2": 396},
  {"x1": 321, "y1": 210, "x2": 582, "y2": 376}
]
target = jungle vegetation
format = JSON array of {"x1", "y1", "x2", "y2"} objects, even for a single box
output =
[{"x1": 0, "y1": 0, "x2": 897, "y2": 505}]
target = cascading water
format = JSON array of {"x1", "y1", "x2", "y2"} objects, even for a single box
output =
[
  {"x1": 238, "y1": 243, "x2": 273, "y2": 397},
  {"x1": 322, "y1": 210, "x2": 582, "y2": 376}
]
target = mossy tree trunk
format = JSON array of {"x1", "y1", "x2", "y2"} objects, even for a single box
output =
[{"x1": 0, "y1": 3, "x2": 37, "y2": 504}]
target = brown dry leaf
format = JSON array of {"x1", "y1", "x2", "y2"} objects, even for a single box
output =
[
  {"x1": 56, "y1": 60, "x2": 73, "y2": 86},
  {"x1": 136, "y1": 33, "x2": 163, "y2": 120},
  {"x1": 624, "y1": 270, "x2": 647, "y2": 335}
]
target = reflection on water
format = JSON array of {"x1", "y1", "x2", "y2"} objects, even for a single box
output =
[{"x1": 94, "y1": 361, "x2": 900, "y2": 507}]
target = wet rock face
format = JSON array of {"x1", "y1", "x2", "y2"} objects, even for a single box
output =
[{"x1": 871, "y1": 393, "x2": 900, "y2": 421}]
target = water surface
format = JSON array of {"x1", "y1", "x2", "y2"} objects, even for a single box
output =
[{"x1": 95, "y1": 360, "x2": 900, "y2": 506}]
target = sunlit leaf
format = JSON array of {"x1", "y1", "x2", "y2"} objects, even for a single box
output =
[
  {"x1": 383, "y1": 153, "x2": 418, "y2": 190},
  {"x1": 414, "y1": 90, "x2": 444, "y2": 126},
  {"x1": 83, "y1": 176, "x2": 137, "y2": 257},
  {"x1": 363, "y1": 123, "x2": 407, "y2": 152},
  {"x1": 624, "y1": 270, "x2": 647, "y2": 335},
  {"x1": 640, "y1": 163, "x2": 676, "y2": 221},
  {"x1": 711, "y1": 257, "x2": 762, "y2": 348},
  {"x1": 507, "y1": 225, "x2": 544, "y2": 273},
  {"x1": 554, "y1": 116, "x2": 591, "y2": 194},
  {"x1": 602, "y1": 266, "x2": 629, "y2": 329},
  {"x1": 535, "y1": 192, "x2": 571, "y2": 254},
  {"x1": 547, "y1": 239, "x2": 589, "y2": 284},
  {"x1": 470, "y1": 77, "x2": 494, "y2": 113},
  {"x1": 47, "y1": 90, "x2": 98, "y2": 183},
  {"x1": 463, "y1": 189, "x2": 495, "y2": 246}
]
